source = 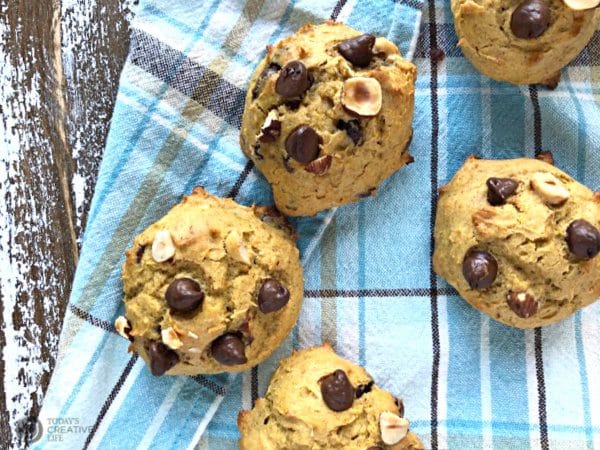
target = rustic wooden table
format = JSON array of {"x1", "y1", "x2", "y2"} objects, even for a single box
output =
[{"x1": 1, "y1": 1, "x2": 135, "y2": 447}]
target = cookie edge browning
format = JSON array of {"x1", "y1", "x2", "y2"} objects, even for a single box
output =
[
  {"x1": 237, "y1": 343, "x2": 424, "y2": 450},
  {"x1": 433, "y1": 156, "x2": 600, "y2": 329},
  {"x1": 121, "y1": 186, "x2": 304, "y2": 375}
]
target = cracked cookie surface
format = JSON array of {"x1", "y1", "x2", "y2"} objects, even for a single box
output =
[
  {"x1": 237, "y1": 344, "x2": 423, "y2": 450},
  {"x1": 240, "y1": 22, "x2": 416, "y2": 216},
  {"x1": 451, "y1": 0, "x2": 600, "y2": 85},
  {"x1": 118, "y1": 187, "x2": 303, "y2": 375},
  {"x1": 433, "y1": 156, "x2": 600, "y2": 328}
]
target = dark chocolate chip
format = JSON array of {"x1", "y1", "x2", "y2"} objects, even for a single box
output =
[
  {"x1": 355, "y1": 380, "x2": 374, "y2": 399},
  {"x1": 275, "y1": 61, "x2": 311, "y2": 98},
  {"x1": 136, "y1": 245, "x2": 146, "y2": 263},
  {"x1": 431, "y1": 47, "x2": 445, "y2": 63},
  {"x1": 165, "y1": 278, "x2": 204, "y2": 314},
  {"x1": 252, "y1": 63, "x2": 281, "y2": 100},
  {"x1": 211, "y1": 333, "x2": 247, "y2": 365},
  {"x1": 258, "y1": 118, "x2": 281, "y2": 143},
  {"x1": 338, "y1": 34, "x2": 376, "y2": 67},
  {"x1": 506, "y1": 291, "x2": 539, "y2": 318},
  {"x1": 366, "y1": 447, "x2": 383, "y2": 450},
  {"x1": 258, "y1": 279, "x2": 290, "y2": 313},
  {"x1": 486, "y1": 177, "x2": 519, "y2": 206},
  {"x1": 285, "y1": 125, "x2": 320, "y2": 163},
  {"x1": 305, "y1": 155, "x2": 332, "y2": 175},
  {"x1": 566, "y1": 219, "x2": 600, "y2": 260},
  {"x1": 149, "y1": 341, "x2": 179, "y2": 376},
  {"x1": 320, "y1": 369, "x2": 355, "y2": 412},
  {"x1": 336, "y1": 119, "x2": 364, "y2": 145},
  {"x1": 395, "y1": 397, "x2": 405, "y2": 417},
  {"x1": 462, "y1": 248, "x2": 498, "y2": 289},
  {"x1": 510, "y1": 0, "x2": 551, "y2": 39}
]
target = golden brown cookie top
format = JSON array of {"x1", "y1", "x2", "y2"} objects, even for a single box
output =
[
  {"x1": 240, "y1": 22, "x2": 416, "y2": 216},
  {"x1": 451, "y1": 0, "x2": 600, "y2": 85},
  {"x1": 434, "y1": 156, "x2": 600, "y2": 328},
  {"x1": 238, "y1": 344, "x2": 424, "y2": 450},
  {"x1": 117, "y1": 187, "x2": 304, "y2": 375}
]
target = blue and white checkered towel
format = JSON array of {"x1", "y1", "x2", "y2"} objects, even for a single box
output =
[{"x1": 34, "y1": 1, "x2": 600, "y2": 449}]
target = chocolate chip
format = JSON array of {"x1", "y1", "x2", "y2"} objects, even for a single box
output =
[
  {"x1": 337, "y1": 34, "x2": 376, "y2": 67},
  {"x1": 355, "y1": 380, "x2": 374, "y2": 398},
  {"x1": 506, "y1": 291, "x2": 539, "y2": 318},
  {"x1": 566, "y1": 219, "x2": 600, "y2": 260},
  {"x1": 305, "y1": 155, "x2": 332, "y2": 175},
  {"x1": 211, "y1": 333, "x2": 247, "y2": 365},
  {"x1": 258, "y1": 279, "x2": 290, "y2": 313},
  {"x1": 320, "y1": 369, "x2": 355, "y2": 412},
  {"x1": 252, "y1": 63, "x2": 281, "y2": 100},
  {"x1": 462, "y1": 248, "x2": 498, "y2": 289},
  {"x1": 258, "y1": 118, "x2": 281, "y2": 143},
  {"x1": 136, "y1": 245, "x2": 146, "y2": 263},
  {"x1": 148, "y1": 341, "x2": 179, "y2": 376},
  {"x1": 285, "y1": 125, "x2": 320, "y2": 163},
  {"x1": 486, "y1": 177, "x2": 519, "y2": 206},
  {"x1": 395, "y1": 397, "x2": 405, "y2": 417},
  {"x1": 275, "y1": 61, "x2": 311, "y2": 98},
  {"x1": 336, "y1": 119, "x2": 364, "y2": 145},
  {"x1": 367, "y1": 447, "x2": 383, "y2": 450},
  {"x1": 284, "y1": 99, "x2": 302, "y2": 110},
  {"x1": 431, "y1": 47, "x2": 445, "y2": 63},
  {"x1": 165, "y1": 278, "x2": 204, "y2": 314},
  {"x1": 510, "y1": 0, "x2": 551, "y2": 39}
]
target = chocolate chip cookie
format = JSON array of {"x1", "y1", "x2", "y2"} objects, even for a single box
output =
[
  {"x1": 237, "y1": 344, "x2": 423, "y2": 449},
  {"x1": 451, "y1": 0, "x2": 600, "y2": 86},
  {"x1": 240, "y1": 22, "x2": 416, "y2": 216},
  {"x1": 433, "y1": 156, "x2": 600, "y2": 328},
  {"x1": 115, "y1": 187, "x2": 303, "y2": 375}
]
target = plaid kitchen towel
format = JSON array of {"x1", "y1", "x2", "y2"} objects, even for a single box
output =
[{"x1": 32, "y1": 0, "x2": 600, "y2": 449}]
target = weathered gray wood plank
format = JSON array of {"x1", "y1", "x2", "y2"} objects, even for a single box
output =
[{"x1": 0, "y1": 0, "x2": 134, "y2": 447}]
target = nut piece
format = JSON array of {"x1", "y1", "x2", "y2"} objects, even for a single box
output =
[
  {"x1": 506, "y1": 291, "x2": 539, "y2": 318},
  {"x1": 372, "y1": 37, "x2": 399, "y2": 56},
  {"x1": 530, "y1": 172, "x2": 570, "y2": 206},
  {"x1": 161, "y1": 327, "x2": 183, "y2": 350},
  {"x1": 562, "y1": 0, "x2": 600, "y2": 10},
  {"x1": 342, "y1": 77, "x2": 382, "y2": 117},
  {"x1": 305, "y1": 155, "x2": 332, "y2": 175},
  {"x1": 225, "y1": 230, "x2": 251, "y2": 265},
  {"x1": 152, "y1": 229, "x2": 176, "y2": 262},
  {"x1": 114, "y1": 316, "x2": 131, "y2": 340},
  {"x1": 380, "y1": 412, "x2": 409, "y2": 445},
  {"x1": 257, "y1": 110, "x2": 281, "y2": 143}
]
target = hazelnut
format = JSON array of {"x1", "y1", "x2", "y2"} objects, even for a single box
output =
[
  {"x1": 530, "y1": 172, "x2": 570, "y2": 206},
  {"x1": 151, "y1": 229, "x2": 176, "y2": 262},
  {"x1": 342, "y1": 77, "x2": 382, "y2": 117},
  {"x1": 562, "y1": 0, "x2": 599, "y2": 10},
  {"x1": 372, "y1": 37, "x2": 399, "y2": 56},
  {"x1": 114, "y1": 316, "x2": 131, "y2": 340},
  {"x1": 161, "y1": 327, "x2": 183, "y2": 350},
  {"x1": 305, "y1": 155, "x2": 332, "y2": 175},
  {"x1": 380, "y1": 412, "x2": 409, "y2": 445},
  {"x1": 225, "y1": 230, "x2": 252, "y2": 265}
]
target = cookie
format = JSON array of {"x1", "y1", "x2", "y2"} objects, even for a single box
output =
[
  {"x1": 240, "y1": 22, "x2": 416, "y2": 216},
  {"x1": 433, "y1": 156, "x2": 600, "y2": 328},
  {"x1": 115, "y1": 187, "x2": 304, "y2": 375},
  {"x1": 237, "y1": 344, "x2": 423, "y2": 449},
  {"x1": 451, "y1": 0, "x2": 600, "y2": 86}
]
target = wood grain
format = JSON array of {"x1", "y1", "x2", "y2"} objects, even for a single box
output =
[{"x1": 0, "y1": 0, "x2": 134, "y2": 447}]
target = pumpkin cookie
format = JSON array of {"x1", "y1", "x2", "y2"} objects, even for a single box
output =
[
  {"x1": 433, "y1": 156, "x2": 600, "y2": 328},
  {"x1": 238, "y1": 344, "x2": 423, "y2": 449},
  {"x1": 240, "y1": 22, "x2": 416, "y2": 216},
  {"x1": 451, "y1": 0, "x2": 600, "y2": 86},
  {"x1": 115, "y1": 187, "x2": 303, "y2": 375}
]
